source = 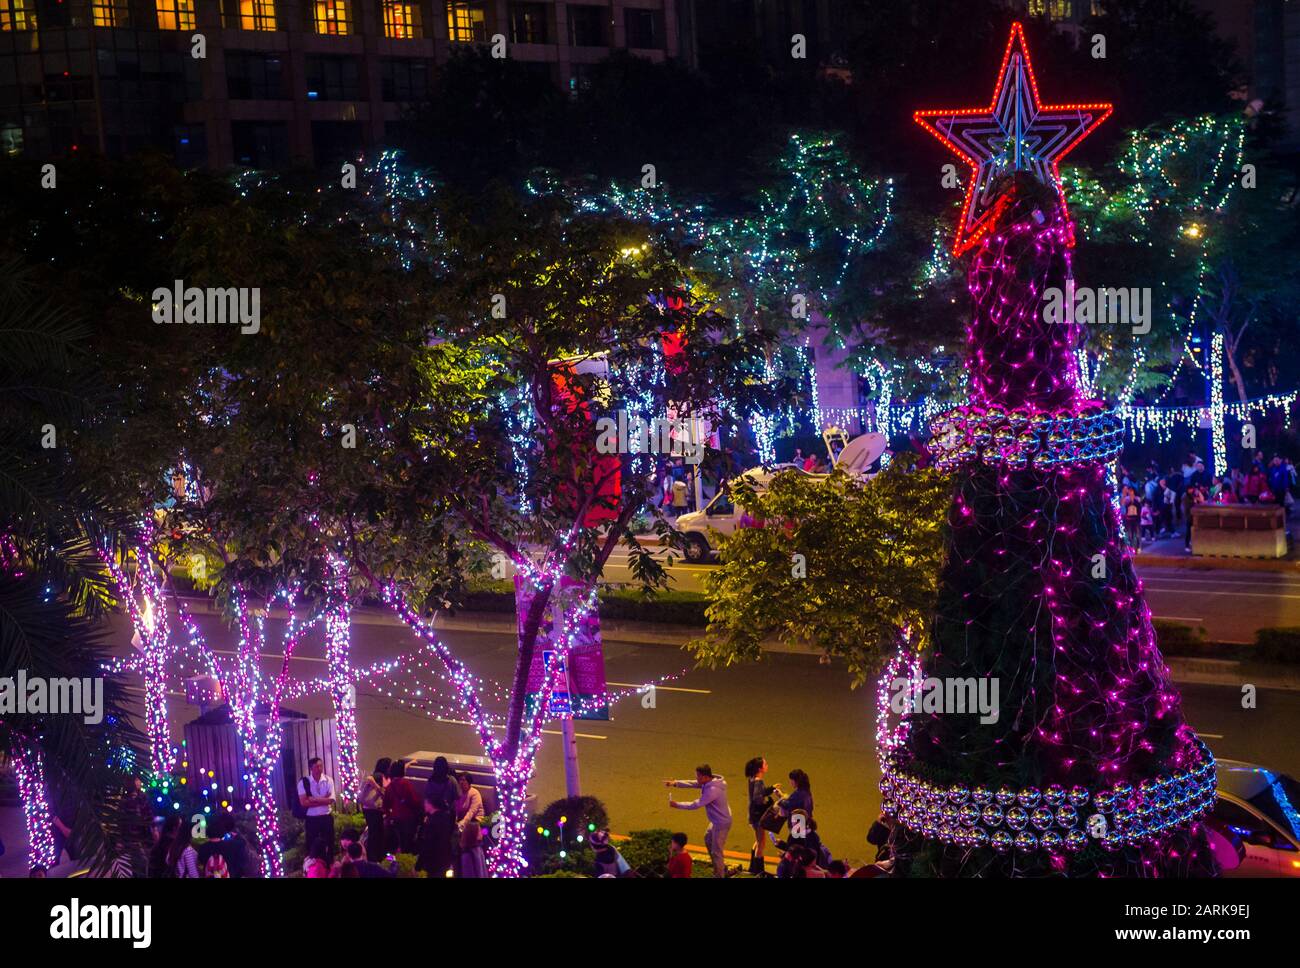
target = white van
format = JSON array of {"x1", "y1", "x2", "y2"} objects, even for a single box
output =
[{"x1": 674, "y1": 431, "x2": 887, "y2": 563}]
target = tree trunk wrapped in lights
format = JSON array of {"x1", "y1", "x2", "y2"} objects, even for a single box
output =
[{"x1": 881, "y1": 177, "x2": 1218, "y2": 877}]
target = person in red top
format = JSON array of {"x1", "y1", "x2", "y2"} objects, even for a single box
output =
[
  {"x1": 667, "y1": 832, "x2": 692, "y2": 878},
  {"x1": 382, "y1": 759, "x2": 422, "y2": 854}
]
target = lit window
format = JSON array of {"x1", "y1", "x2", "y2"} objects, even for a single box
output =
[
  {"x1": 92, "y1": 0, "x2": 129, "y2": 26},
  {"x1": 313, "y1": 0, "x2": 351, "y2": 35},
  {"x1": 156, "y1": 0, "x2": 195, "y2": 30},
  {"x1": 446, "y1": 1, "x2": 486, "y2": 42},
  {"x1": 234, "y1": 0, "x2": 277, "y2": 30},
  {"x1": 1029, "y1": 0, "x2": 1073, "y2": 19},
  {"x1": 0, "y1": 0, "x2": 37, "y2": 30},
  {"x1": 383, "y1": 0, "x2": 421, "y2": 39}
]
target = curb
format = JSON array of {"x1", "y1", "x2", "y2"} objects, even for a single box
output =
[
  {"x1": 433, "y1": 611, "x2": 700, "y2": 646},
  {"x1": 1136, "y1": 553, "x2": 1300, "y2": 573},
  {"x1": 172, "y1": 596, "x2": 816, "y2": 653},
  {"x1": 608, "y1": 832, "x2": 777, "y2": 874},
  {"x1": 1165, "y1": 656, "x2": 1300, "y2": 691},
  {"x1": 433, "y1": 611, "x2": 820, "y2": 655},
  {"x1": 173, "y1": 598, "x2": 1297, "y2": 683}
]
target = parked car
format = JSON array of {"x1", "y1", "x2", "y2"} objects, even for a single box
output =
[{"x1": 1207, "y1": 759, "x2": 1300, "y2": 876}]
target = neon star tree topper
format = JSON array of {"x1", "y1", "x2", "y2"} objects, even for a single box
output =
[{"x1": 914, "y1": 22, "x2": 1112, "y2": 255}]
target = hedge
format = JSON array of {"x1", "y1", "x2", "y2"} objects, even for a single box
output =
[
  {"x1": 1254, "y1": 627, "x2": 1300, "y2": 664},
  {"x1": 458, "y1": 581, "x2": 709, "y2": 626},
  {"x1": 1154, "y1": 620, "x2": 1300, "y2": 665}
]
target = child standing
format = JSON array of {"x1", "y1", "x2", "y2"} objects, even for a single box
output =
[
  {"x1": 667, "y1": 832, "x2": 692, "y2": 878},
  {"x1": 1140, "y1": 500, "x2": 1154, "y2": 542},
  {"x1": 1124, "y1": 496, "x2": 1141, "y2": 548}
]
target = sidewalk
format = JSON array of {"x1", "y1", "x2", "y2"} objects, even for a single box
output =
[
  {"x1": 432, "y1": 608, "x2": 822, "y2": 654},
  {"x1": 635, "y1": 517, "x2": 1300, "y2": 572},
  {"x1": 608, "y1": 831, "x2": 778, "y2": 875},
  {"x1": 1133, "y1": 530, "x2": 1300, "y2": 572},
  {"x1": 0, "y1": 804, "x2": 81, "y2": 879}
]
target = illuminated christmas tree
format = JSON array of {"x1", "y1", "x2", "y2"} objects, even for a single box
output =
[{"x1": 880, "y1": 24, "x2": 1218, "y2": 877}]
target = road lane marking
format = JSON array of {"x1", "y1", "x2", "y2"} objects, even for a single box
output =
[
  {"x1": 432, "y1": 716, "x2": 606, "y2": 740},
  {"x1": 1144, "y1": 585, "x2": 1300, "y2": 600},
  {"x1": 211, "y1": 648, "x2": 327, "y2": 663},
  {"x1": 606, "y1": 681, "x2": 711, "y2": 694},
  {"x1": 1144, "y1": 574, "x2": 1300, "y2": 589},
  {"x1": 1143, "y1": 577, "x2": 1300, "y2": 587}
]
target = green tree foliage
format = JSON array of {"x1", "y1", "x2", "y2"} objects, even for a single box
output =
[
  {"x1": 1066, "y1": 114, "x2": 1300, "y2": 401},
  {"x1": 689, "y1": 459, "x2": 951, "y2": 685},
  {"x1": 0, "y1": 257, "x2": 144, "y2": 873}
]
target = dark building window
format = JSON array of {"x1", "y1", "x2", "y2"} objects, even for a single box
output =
[
  {"x1": 226, "y1": 51, "x2": 287, "y2": 99},
  {"x1": 305, "y1": 55, "x2": 362, "y2": 100},
  {"x1": 625, "y1": 7, "x2": 660, "y2": 49},
  {"x1": 311, "y1": 119, "x2": 363, "y2": 166},
  {"x1": 173, "y1": 123, "x2": 206, "y2": 167},
  {"x1": 44, "y1": 74, "x2": 95, "y2": 101},
  {"x1": 520, "y1": 60, "x2": 552, "y2": 85},
  {"x1": 37, "y1": 0, "x2": 70, "y2": 27},
  {"x1": 508, "y1": 2, "x2": 547, "y2": 44},
  {"x1": 381, "y1": 57, "x2": 429, "y2": 102},
  {"x1": 567, "y1": 4, "x2": 605, "y2": 47},
  {"x1": 569, "y1": 60, "x2": 596, "y2": 92},
  {"x1": 232, "y1": 120, "x2": 289, "y2": 167}
]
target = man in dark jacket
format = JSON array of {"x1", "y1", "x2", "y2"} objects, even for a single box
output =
[
  {"x1": 344, "y1": 840, "x2": 394, "y2": 878},
  {"x1": 424, "y1": 756, "x2": 459, "y2": 812},
  {"x1": 196, "y1": 814, "x2": 249, "y2": 878}
]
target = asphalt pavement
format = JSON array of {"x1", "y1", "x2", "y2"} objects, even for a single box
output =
[
  {"x1": 92, "y1": 606, "x2": 1300, "y2": 869},
  {"x1": 604, "y1": 548, "x2": 1300, "y2": 644}
]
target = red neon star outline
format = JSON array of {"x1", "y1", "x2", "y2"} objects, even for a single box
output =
[{"x1": 914, "y1": 22, "x2": 1112, "y2": 256}]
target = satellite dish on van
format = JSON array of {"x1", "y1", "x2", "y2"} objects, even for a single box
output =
[{"x1": 835, "y1": 433, "x2": 888, "y2": 474}]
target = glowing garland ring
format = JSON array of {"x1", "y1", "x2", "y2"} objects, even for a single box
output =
[
  {"x1": 878, "y1": 737, "x2": 1216, "y2": 856},
  {"x1": 928, "y1": 403, "x2": 1124, "y2": 471}
]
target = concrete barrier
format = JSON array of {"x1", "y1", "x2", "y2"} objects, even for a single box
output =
[{"x1": 1190, "y1": 504, "x2": 1287, "y2": 559}]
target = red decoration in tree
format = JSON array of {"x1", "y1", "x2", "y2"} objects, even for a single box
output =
[{"x1": 549, "y1": 364, "x2": 620, "y2": 525}]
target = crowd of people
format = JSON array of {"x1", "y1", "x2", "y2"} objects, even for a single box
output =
[
  {"x1": 653, "y1": 756, "x2": 884, "y2": 878},
  {"x1": 114, "y1": 752, "x2": 906, "y2": 879},
  {"x1": 131, "y1": 754, "x2": 491, "y2": 879},
  {"x1": 347, "y1": 755, "x2": 487, "y2": 879},
  {"x1": 1119, "y1": 451, "x2": 1296, "y2": 552}
]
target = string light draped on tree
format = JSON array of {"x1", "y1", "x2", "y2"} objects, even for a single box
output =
[{"x1": 884, "y1": 23, "x2": 1218, "y2": 878}]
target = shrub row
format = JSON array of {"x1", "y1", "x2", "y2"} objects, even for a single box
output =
[
  {"x1": 1154, "y1": 620, "x2": 1300, "y2": 665},
  {"x1": 459, "y1": 582, "x2": 709, "y2": 626}
]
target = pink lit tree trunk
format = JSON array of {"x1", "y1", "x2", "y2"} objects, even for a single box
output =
[{"x1": 13, "y1": 745, "x2": 59, "y2": 871}]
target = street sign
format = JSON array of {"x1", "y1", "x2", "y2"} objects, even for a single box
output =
[{"x1": 519, "y1": 575, "x2": 609, "y2": 721}]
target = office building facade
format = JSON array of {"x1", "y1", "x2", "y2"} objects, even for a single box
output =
[{"x1": 0, "y1": 0, "x2": 679, "y2": 166}]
